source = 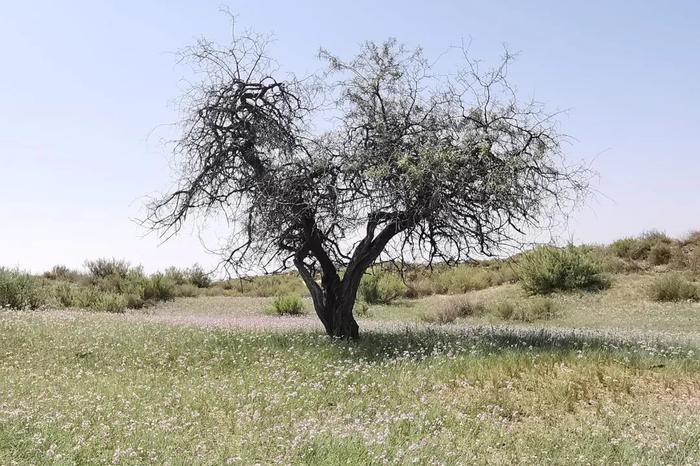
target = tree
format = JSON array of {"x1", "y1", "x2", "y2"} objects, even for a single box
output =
[{"x1": 146, "y1": 26, "x2": 587, "y2": 339}]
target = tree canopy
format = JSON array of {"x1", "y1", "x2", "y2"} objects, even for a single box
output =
[{"x1": 147, "y1": 26, "x2": 587, "y2": 338}]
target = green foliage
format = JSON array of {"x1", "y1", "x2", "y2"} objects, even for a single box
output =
[
  {"x1": 608, "y1": 231, "x2": 673, "y2": 262},
  {"x1": 268, "y1": 295, "x2": 305, "y2": 316},
  {"x1": 519, "y1": 245, "x2": 609, "y2": 294},
  {"x1": 359, "y1": 271, "x2": 407, "y2": 304},
  {"x1": 353, "y1": 301, "x2": 371, "y2": 317},
  {"x1": 92, "y1": 293, "x2": 128, "y2": 313},
  {"x1": 649, "y1": 274, "x2": 698, "y2": 302},
  {"x1": 43, "y1": 265, "x2": 83, "y2": 282},
  {"x1": 84, "y1": 258, "x2": 135, "y2": 279},
  {"x1": 0, "y1": 269, "x2": 46, "y2": 310},
  {"x1": 143, "y1": 273, "x2": 176, "y2": 302},
  {"x1": 187, "y1": 264, "x2": 211, "y2": 288}
]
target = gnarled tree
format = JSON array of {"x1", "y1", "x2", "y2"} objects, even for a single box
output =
[{"x1": 147, "y1": 29, "x2": 587, "y2": 339}]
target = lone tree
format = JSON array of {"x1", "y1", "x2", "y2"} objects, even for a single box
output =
[{"x1": 147, "y1": 27, "x2": 587, "y2": 339}]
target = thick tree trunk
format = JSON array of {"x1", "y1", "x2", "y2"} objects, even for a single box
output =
[{"x1": 316, "y1": 284, "x2": 360, "y2": 339}]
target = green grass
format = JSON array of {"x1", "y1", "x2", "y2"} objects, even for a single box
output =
[{"x1": 0, "y1": 312, "x2": 698, "y2": 465}]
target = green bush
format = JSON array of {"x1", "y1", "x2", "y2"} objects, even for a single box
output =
[
  {"x1": 84, "y1": 258, "x2": 134, "y2": 279},
  {"x1": 0, "y1": 269, "x2": 46, "y2": 310},
  {"x1": 187, "y1": 264, "x2": 212, "y2": 288},
  {"x1": 649, "y1": 274, "x2": 698, "y2": 302},
  {"x1": 143, "y1": 273, "x2": 176, "y2": 302},
  {"x1": 519, "y1": 245, "x2": 609, "y2": 294},
  {"x1": 354, "y1": 301, "x2": 370, "y2": 317},
  {"x1": 92, "y1": 293, "x2": 127, "y2": 313},
  {"x1": 359, "y1": 271, "x2": 406, "y2": 304},
  {"x1": 43, "y1": 265, "x2": 83, "y2": 282},
  {"x1": 268, "y1": 295, "x2": 305, "y2": 316}
]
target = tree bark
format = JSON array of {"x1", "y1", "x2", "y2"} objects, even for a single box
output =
[{"x1": 317, "y1": 283, "x2": 360, "y2": 339}]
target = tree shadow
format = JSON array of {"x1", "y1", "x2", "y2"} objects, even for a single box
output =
[{"x1": 333, "y1": 325, "x2": 688, "y2": 363}]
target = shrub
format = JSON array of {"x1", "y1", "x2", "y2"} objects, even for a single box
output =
[
  {"x1": 608, "y1": 237, "x2": 638, "y2": 259},
  {"x1": 92, "y1": 293, "x2": 127, "y2": 313},
  {"x1": 163, "y1": 266, "x2": 188, "y2": 285},
  {"x1": 43, "y1": 265, "x2": 82, "y2": 282},
  {"x1": 421, "y1": 296, "x2": 485, "y2": 325},
  {"x1": 187, "y1": 264, "x2": 212, "y2": 288},
  {"x1": 268, "y1": 295, "x2": 305, "y2": 316},
  {"x1": 143, "y1": 273, "x2": 176, "y2": 302},
  {"x1": 359, "y1": 271, "x2": 407, "y2": 304},
  {"x1": 648, "y1": 243, "x2": 673, "y2": 265},
  {"x1": 649, "y1": 274, "x2": 698, "y2": 302},
  {"x1": 524, "y1": 297, "x2": 557, "y2": 321},
  {"x1": 175, "y1": 283, "x2": 199, "y2": 298},
  {"x1": 490, "y1": 298, "x2": 557, "y2": 322},
  {"x1": 492, "y1": 301, "x2": 515, "y2": 320},
  {"x1": 85, "y1": 258, "x2": 134, "y2": 279},
  {"x1": 354, "y1": 301, "x2": 370, "y2": 317},
  {"x1": 519, "y1": 245, "x2": 609, "y2": 294},
  {"x1": 0, "y1": 269, "x2": 46, "y2": 310}
]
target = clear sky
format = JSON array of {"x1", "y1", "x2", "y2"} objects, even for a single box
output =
[{"x1": 1, "y1": 1, "x2": 698, "y2": 273}]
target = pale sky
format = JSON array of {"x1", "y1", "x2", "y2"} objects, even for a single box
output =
[{"x1": 1, "y1": 1, "x2": 698, "y2": 273}]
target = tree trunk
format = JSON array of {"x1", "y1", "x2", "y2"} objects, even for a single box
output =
[{"x1": 316, "y1": 284, "x2": 359, "y2": 339}]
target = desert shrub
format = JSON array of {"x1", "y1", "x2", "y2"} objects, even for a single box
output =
[
  {"x1": 268, "y1": 295, "x2": 305, "y2": 316},
  {"x1": 354, "y1": 301, "x2": 370, "y2": 317},
  {"x1": 43, "y1": 265, "x2": 83, "y2": 282},
  {"x1": 524, "y1": 297, "x2": 557, "y2": 321},
  {"x1": 421, "y1": 296, "x2": 485, "y2": 325},
  {"x1": 0, "y1": 269, "x2": 46, "y2": 310},
  {"x1": 648, "y1": 243, "x2": 673, "y2": 265},
  {"x1": 85, "y1": 258, "x2": 134, "y2": 279},
  {"x1": 359, "y1": 271, "x2": 406, "y2": 304},
  {"x1": 163, "y1": 266, "x2": 188, "y2": 285},
  {"x1": 92, "y1": 293, "x2": 127, "y2": 313},
  {"x1": 186, "y1": 264, "x2": 211, "y2": 288},
  {"x1": 519, "y1": 245, "x2": 609, "y2": 294},
  {"x1": 649, "y1": 274, "x2": 698, "y2": 302},
  {"x1": 175, "y1": 283, "x2": 199, "y2": 298},
  {"x1": 608, "y1": 231, "x2": 673, "y2": 262},
  {"x1": 608, "y1": 237, "x2": 638, "y2": 259},
  {"x1": 143, "y1": 273, "x2": 176, "y2": 302},
  {"x1": 491, "y1": 301, "x2": 516, "y2": 320}
]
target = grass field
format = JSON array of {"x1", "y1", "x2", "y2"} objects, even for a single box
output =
[{"x1": 1, "y1": 268, "x2": 699, "y2": 465}]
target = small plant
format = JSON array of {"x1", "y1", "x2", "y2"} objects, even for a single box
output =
[
  {"x1": 519, "y1": 245, "x2": 609, "y2": 294},
  {"x1": 524, "y1": 297, "x2": 557, "y2": 321},
  {"x1": 354, "y1": 301, "x2": 370, "y2": 317},
  {"x1": 268, "y1": 295, "x2": 305, "y2": 316},
  {"x1": 492, "y1": 301, "x2": 515, "y2": 320},
  {"x1": 649, "y1": 274, "x2": 698, "y2": 302}
]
